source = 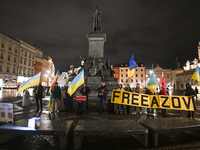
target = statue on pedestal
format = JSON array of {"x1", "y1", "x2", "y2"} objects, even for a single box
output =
[{"x1": 93, "y1": 5, "x2": 102, "y2": 32}]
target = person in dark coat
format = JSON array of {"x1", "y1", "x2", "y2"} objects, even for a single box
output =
[
  {"x1": 184, "y1": 83, "x2": 196, "y2": 118},
  {"x1": 51, "y1": 82, "x2": 61, "y2": 113},
  {"x1": 65, "y1": 86, "x2": 73, "y2": 111},
  {"x1": 96, "y1": 82, "x2": 108, "y2": 115},
  {"x1": 124, "y1": 84, "x2": 132, "y2": 115},
  {"x1": 33, "y1": 82, "x2": 44, "y2": 111},
  {"x1": 80, "y1": 83, "x2": 90, "y2": 114}
]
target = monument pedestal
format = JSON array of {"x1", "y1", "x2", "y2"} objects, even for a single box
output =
[{"x1": 87, "y1": 32, "x2": 106, "y2": 58}]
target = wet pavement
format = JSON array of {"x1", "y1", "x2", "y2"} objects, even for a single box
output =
[{"x1": 0, "y1": 93, "x2": 200, "y2": 149}]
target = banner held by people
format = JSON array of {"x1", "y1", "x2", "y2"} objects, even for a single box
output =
[
  {"x1": 111, "y1": 90, "x2": 194, "y2": 111},
  {"x1": 17, "y1": 72, "x2": 41, "y2": 95},
  {"x1": 67, "y1": 69, "x2": 84, "y2": 96}
]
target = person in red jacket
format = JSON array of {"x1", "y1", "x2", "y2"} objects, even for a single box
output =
[{"x1": 160, "y1": 86, "x2": 168, "y2": 117}]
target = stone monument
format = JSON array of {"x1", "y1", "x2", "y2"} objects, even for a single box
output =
[{"x1": 77, "y1": 6, "x2": 118, "y2": 112}]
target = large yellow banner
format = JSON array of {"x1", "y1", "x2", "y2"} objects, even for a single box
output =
[{"x1": 111, "y1": 90, "x2": 194, "y2": 111}]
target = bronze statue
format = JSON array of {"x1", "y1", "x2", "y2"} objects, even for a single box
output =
[
  {"x1": 87, "y1": 57, "x2": 107, "y2": 80},
  {"x1": 93, "y1": 5, "x2": 102, "y2": 31}
]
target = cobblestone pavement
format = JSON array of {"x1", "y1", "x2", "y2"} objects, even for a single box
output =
[{"x1": 0, "y1": 97, "x2": 200, "y2": 150}]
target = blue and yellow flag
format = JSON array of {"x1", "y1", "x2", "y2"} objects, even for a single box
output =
[
  {"x1": 67, "y1": 69, "x2": 84, "y2": 96},
  {"x1": 147, "y1": 69, "x2": 156, "y2": 94},
  {"x1": 128, "y1": 54, "x2": 138, "y2": 77},
  {"x1": 192, "y1": 66, "x2": 200, "y2": 82},
  {"x1": 18, "y1": 72, "x2": 41, "y2": 95}
]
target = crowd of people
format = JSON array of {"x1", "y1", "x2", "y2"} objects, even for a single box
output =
[{"x1": 31, "y1": 81, "x2": 197, "y2": 119}]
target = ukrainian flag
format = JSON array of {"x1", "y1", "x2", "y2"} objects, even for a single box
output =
[
  {"x1": 147, "y1": 70, "x2": 156, "y2": 94},
  {"x1": 67, "y1": 69, "x2": 84, "y2": 96},
  {"x1": 192, "y1": 66, "x2": 200, "y2": 82},
  {"x1": 18, "y1": 72, "x2": 41, "y2": 95},
  {"x1": 128, "y1": 54, "x2": 138, "y2": 78}
]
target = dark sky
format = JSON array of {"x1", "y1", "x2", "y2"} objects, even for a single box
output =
[{"x1": 1, "y1": 0, "x2": 200, "y2": 72}]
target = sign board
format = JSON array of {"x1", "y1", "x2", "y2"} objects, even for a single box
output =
[
  {"x1": 111, "y1": 90, "x2": 194, "y2": 111},
  {"x1": 0, "y1": 103, "x2": 13, "y2": 123}
]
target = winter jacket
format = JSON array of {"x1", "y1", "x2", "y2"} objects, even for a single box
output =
[
  {"x1": 97, "y1": 85, "x2": 109, "y2": 99},
  {"x1": 51, "y1": 86, "x2": 61, "y2": 99}
]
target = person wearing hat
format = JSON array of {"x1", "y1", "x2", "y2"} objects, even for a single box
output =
[
  {"x1": 51, "y1": 82, "x2": 61, "y2": 113},
  {"x1": 160, "y1": 85, "x2": 168, "y2": 117}
]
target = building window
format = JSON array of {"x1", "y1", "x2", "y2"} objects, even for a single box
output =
[
  {"x1": 31, "y1": 70, "x2": 33, "y2": 76},
  {"x1": 13, "y1": 67, "x2": 15, "y2": 73},
  {"x1": 8, "y1": 55, "x2": 11, "y2": 61},
  {"x1": 19, "y1": 69, "x2": 21, "y2": 74},
  {"x1": 131, "y1": 79, "x2": 133, "y2": 83},
  {"x1": 121, "y1": 69, "x2": 123, "y2": 72},
  {"x1": 24, "y1": 59, "x2": 26, "y2": 65},
  {"x1": 136, "y1": 79, "x2": 138, "y2": 83},
  {"x1": 126, "y1": 69, "x2": 128, "y2": 72},
  {"x1": 29, "y1": 53, "x2": 31, "y2": 58},
  {"x1": 136, "y1": 74, "x2": 138, "y2": 77},
  {"x1": 14, "y1": 57, "x2": 16, "y2": 63},
  {"x1": 141, "y1": 69, "x2": 143, "y2": 71},
  {"x1": 121, "y1": 79, "x2": 123, "y2": 82},
  {"x1": 38, "y1": 68, "x2": 39, "y2": 71},
  {"x1": 25, "y1": 51, "x2": 27, "y2": 57},
  {"x1": 6, "y1": 66, "x2": 10, "y2": 72},
  {"x1": 9, "y1": 45, "x2": 12, "y2": 50},
  {"x1": 28, "y1": 70, "x2": 30, "y2": 76},
  {"x1": 126, "y1": 74, "x2": 128, "y2": 77},
  {"x1": 121, "y1": 74, "x2": 123, "y2": 77},
  {"x1": 35, "y1": 61, "x2": 37, "y2": 65},
  {"x1": 1, "y1": 42, "x2": 5, "y2": 48},
  {"x1": 32, "y1": 61, "x2": 34, "y2": 67},
  {"x1": 20, "y1": 58, "x2": 22, "y2": 64},
  {"x1": 141, "y1": 79, "x2": 143, "y2": 83},
  {"x1": 136, "y1": 69, "x2": 138, "y2": 71},
  {"x1": 32, "y1": 55, "x2": 34, "y2": 59},
  {"x1": 126, "y1": 79, "x2": 128, "y2": 82},
  {"x1": 141, "y1": 74, "x2": 143, "y2": 77},
  {"x1": 23, "y1": 69, "x2": 26, "y2": 75},
  {"x1": 0, "y1": 64, "x2": 2, "y2": 71},
  {"x1": 15, "y1": 47, "x2": 18, "y2": 53},
  {"x1": 35, "y1": 68, "x2": 37, "y2": 71},
  {"x1": 0, "y1": 53, "x2": 3, "y2": 59},
  {"x1": 29, "y1": 61, "x2": 31, "y2": 66},
  {"x1": 21, "y1": 50, "x2": 23, "y2": 54}
]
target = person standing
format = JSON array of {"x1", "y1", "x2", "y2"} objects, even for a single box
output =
[
  {"x1": 184, "y1": 83, "x2": 196, "y2": 118},
  {"x1": 160, "y1": 86, "x2": 168, "y2": 117},
  {"x1": 96, "y1": 82, "x2": 108, "y2": 115},
  {"x1": 65, "y1": 86, "x2": 73, "y2": 111},
  {"x1": 195, "y1": 87, "x2": 198, "y2": 101},
  {"x1": 116, "y1": 84, "x2": 124, "y2": 115},
  {"x1": 80, "y1": 83, "x2": 90, "y2": 114},
  {"x1": 51, "y1": 82, "x2": 61, "y2": 113},
  {"x1": 133, "y1": 83, "x2": 143, "y2": 115},
  {"x1": 124, "y1": 84, "x2": 132, "y2": 115},
  {"x1": 33, "y1": 82, "x2": 44, "y2": 111}
]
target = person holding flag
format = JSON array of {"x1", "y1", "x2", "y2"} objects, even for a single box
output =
[
  {"x1": 160, "y1": 72, "x2": 167, "y2": 117},
  {"x1": 48, "y1": 70, "x2": 59, "y2": 110},
  {"x1": 33, "y1": 82, "x2": 44, "y2": 111},
  {"x1": 51, "y1": 82, "x2": 61, "y2": 113}
]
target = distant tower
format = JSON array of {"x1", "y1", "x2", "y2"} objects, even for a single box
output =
[{"x1": 198, "y1": 41, "x2": 200, "y2": 60}]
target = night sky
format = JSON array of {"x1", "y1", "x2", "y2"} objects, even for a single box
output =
[{"x1": 1, "y1": 0, "x2": 200, "y2": 72}]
